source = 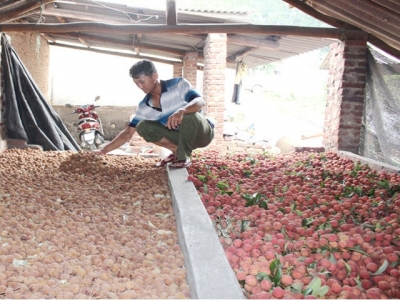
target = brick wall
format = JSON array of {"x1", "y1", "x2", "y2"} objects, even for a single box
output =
[
  {"x1": 202, "y1": 33, "x2": 226, "y2": 153},
  {"x1": 183, "y1": 51, "x2": 198, "y2": 88},
  {"x1": 323, "y1": 40, "x2": 367, "y2": 154},
  {"x1": 5, "y1": 32, "x2": 50, "y2": 100},
  {"x1": 173, "y1": 62, "x2": 183, "y2": 78}
]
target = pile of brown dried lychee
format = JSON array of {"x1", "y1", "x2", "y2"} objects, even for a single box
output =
[{"x1": 0, "y1": 149, "x2": 190, "y2": 299}]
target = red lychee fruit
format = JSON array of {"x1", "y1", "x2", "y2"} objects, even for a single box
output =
[{"x1": 272, "y1": 287, "x2": 285, "y2": 299}]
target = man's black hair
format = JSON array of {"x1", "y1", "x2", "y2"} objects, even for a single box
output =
[{"x1": 129, "y1": 59, "x2": 158, "y2": 78}]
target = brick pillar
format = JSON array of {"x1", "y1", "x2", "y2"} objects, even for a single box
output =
[
  {"x1": 203, "y1": 33, "x2": 227, "y2": 152},
  {"x1": 173, "y1": 62, "x2": 183, "y2": 78},
  {"x1": 0, "y1": 34, "x2": 7, "y2": 154},
  {"x1": 323, "y1": 39, "x2": 367, "y2": 154},
  {"x1": 183, "y1": 51, "x2": 198, "y2": 88}
]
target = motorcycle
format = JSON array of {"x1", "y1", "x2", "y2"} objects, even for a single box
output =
[{"x1": 66, "y1": 96, "x2": 105, "y2": 150}]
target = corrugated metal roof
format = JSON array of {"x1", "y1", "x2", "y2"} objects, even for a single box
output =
[
  {"x1": 283, "y1": 0, "x2": 400, "y2": 59},
  {"x1": 0, "y1": 0, "x2": 335, "y2": 68}
]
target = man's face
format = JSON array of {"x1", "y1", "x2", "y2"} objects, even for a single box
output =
[{"x1": 132, "y1": 73, "x2": 158, "y2": 94}]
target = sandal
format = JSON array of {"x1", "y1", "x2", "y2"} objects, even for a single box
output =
[
  {"x1": 169, "y1": 158, "x2": 192, "y2": 169},
  {"x1": 155, "y1": 154, "x2": 176, "y2": 167}
]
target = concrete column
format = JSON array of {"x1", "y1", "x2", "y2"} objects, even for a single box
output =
[
  {"x1": 183, "y1": 51, "x2": 198, "y2": 88},
  {"x1": 173, "y1": 62, "x2": 183, "y2": 78},
  {"x1": 323, "y1": 39, "x2": 368, "y2": 154},
  {"x1": 202, "y1": 33, "x2": 227, "y2": 152}
]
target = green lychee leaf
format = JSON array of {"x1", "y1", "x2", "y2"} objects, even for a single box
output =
[
  {"x1": 259, "y1": 200, "x2": 268, "y2": 209},
  {"x1": 372, "y1": 259, "x2": 388, "y2": 275},
  {"x1": 302, "y1": 218, "x2": 314, "y2": 227},
  {"x1": 314, "y1": 285, "x2": 329, "y2": 297},
  {"x1": 256, "y1": 272, "x2": 270, "y2": 281},
  {"x1": 390, "y1": 260, "x2": 400, "y2": 268},
  {"x1": 295, "y1": 209, "x2": 303, "y2": 216},
  {"x1": 216, "y1": 181, "x2": 229, "y2": 190},
  {"x1": 347, "y1": 246, "x2": 369, "y2": 256},
  {"x1": 301, "y1": 288, "x2": 313, "y2": 296},
  {"x1": 272, "y1": 267, "x2": 282, "y2": 286},
  {"x1": 328, "y1": 253, "x2": 337, "y2": 264},
  {"x1": 240, "y1": 220, "x2": 250, "y2": 232},
  {"x1": 244, "y1": 200, "x2": 255, "y2": 207},
  {"x1": 306, "y1": 277, "x2": 321, "y2": 291},
  {"x1": 344, "y1": 262, "x2": 352, "y2": 275},
  {"x1": 197, "y1": 175, "x2": 207, "y2": 183},
  {"x1": 269, "y1": 258, "x2": 280, "y2": 274},
  {"x1": 290, "y1": 282, "x2": 303, "y2": 293},
  {"x1": 284, "y1": 241, "x2": 290, "y2": 252},
  {"x1": 355, "y1": 278, "x2": 363, "y2": 290}
]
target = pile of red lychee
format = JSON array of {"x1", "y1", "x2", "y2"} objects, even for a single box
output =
[{"x1": 188, "y1": 150, "x2": 400, "y2": 299}]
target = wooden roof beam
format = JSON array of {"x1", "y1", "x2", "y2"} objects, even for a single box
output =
[
  {"x1": 50, "y1": 32, "x2": 189, "y2": 57},
  {"x1": 40, "y1": 33, "x2": 55, "y2": 43},
  {"x1": 228, "y1": 35, "x2": 279, "y2": 50},
  {"x1": 1, "y1": 0, "x2": 25, "y2": 9},
  {"x1": 166, "y1": 0, "x2": 177, "y2": 25},
  {"x1": 49, "y1": 42, "x2": 183, "y2": 66},
  {"x1": 55, "y1": 15, "x2": 66, "y2": 23},
  {"x1": 42, "y1": 7, "x2": 134, "y2": 24},
  {"x1": 0, "y1": 23, "x2": 368, "y2": 40},
  {"x1": 0, "y1": 0, "x2": 55, "y2": 23},
  {"x1": 54, "y1": 13, "x2": 89, "y2": 47},
  {"x1": 228, "y1": 47, "x2": 257, "y2": 62}
]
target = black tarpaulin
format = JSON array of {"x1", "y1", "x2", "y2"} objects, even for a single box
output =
[{"x1": 1, "y1": 33, "x2": 80, "y2": 151}]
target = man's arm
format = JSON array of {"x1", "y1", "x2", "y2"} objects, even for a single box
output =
[
  {"x1": 179, "y1": 97, "x2": 205, "y2": 114},
  {"x1": 167, "y1": 97, "x2": 205, "y2": 130},
  {"x1": 94, "y1": 126, "x2": 136, "y2": 155}
]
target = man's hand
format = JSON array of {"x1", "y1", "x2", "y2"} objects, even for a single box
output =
[
  {"x1": 167, "y1": 110, "x2": 184, "y2": 130},
  {"x1": 92, "y1": 148, "x2": 107, "y2": 155},
  {"x1": 166, "y1": 97, "x2": 205, "y2": 130}
]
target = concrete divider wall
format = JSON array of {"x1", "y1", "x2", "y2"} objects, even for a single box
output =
[
  {"x1": 167, "y1": 166, "x2": 245, "y2": 299},
  {"x1": 338, "y1": 151, "x2": 400, "y2": 174}
]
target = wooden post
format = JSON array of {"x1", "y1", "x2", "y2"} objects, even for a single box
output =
[{"x1": 166, "y1": 0, "x2": 177, "y2": 25}]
